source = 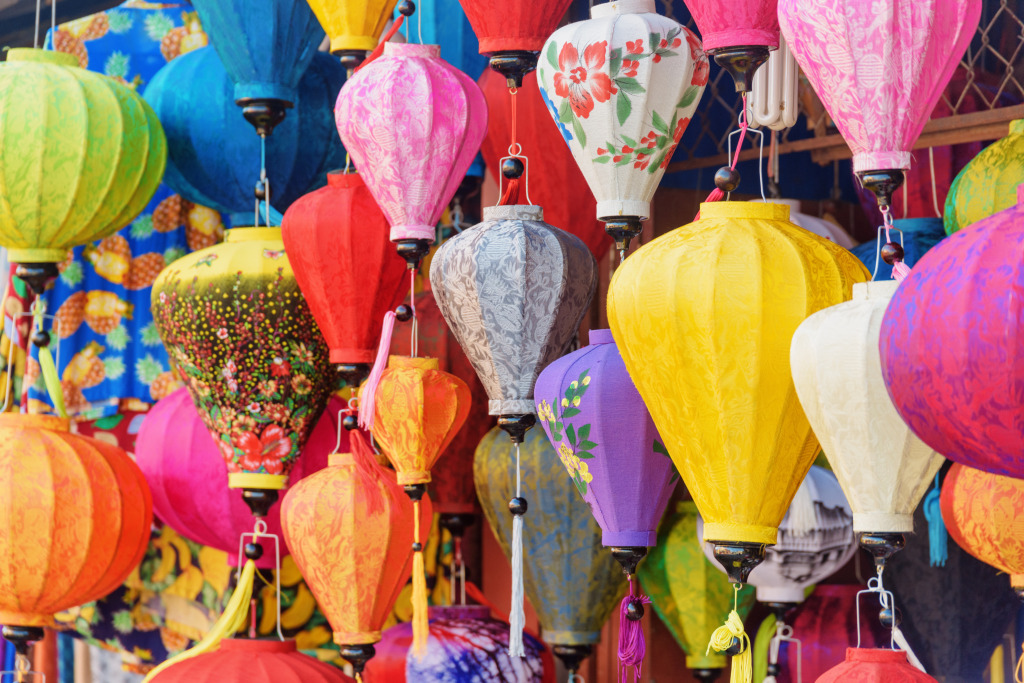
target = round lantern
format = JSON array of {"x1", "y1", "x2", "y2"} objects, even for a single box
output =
[
  {"x1": 135, "y1": 388, "x2": 344, "y2": 568},
  {"x1": 817, "y1": 649, "x2": 937, "y2": 682},
  {"x1": 189, "y1": 0, "x2": 324, "y2": 135},
  {"x1": 306, "y1": 0, "x2": 397, "y2": 68},
  {"x1": 0, "y1": 48, "x2": 166, "y2": 293},
  {"x1": 944, "y1": 120, "x2": 1024, "y2": 234},
  {"x1": 779, "y1": 0, "x2": 980, "y2": 207},
  {"x1": 281, "y1": 432, "x2": 426, "y2": 675},
  {"x1": 364, "y1": 605, "x2": 555, "y2": 681},
  {"x1": 608, "y1": 201, "x2": 869, "y2": 582},
  {"x1": 0, "y1": 414, "x2": 152, "y2": 652},
  {"x1": 879, "y1": 190, "x2": 1024, "y2": 478},
  {"x1": 793, "y1": 281, "x2": 945, "y2": 568},
  {"x1": 752, "y1": 199, "x2": 855, "y2": 248},
  {"x1": 144, "y1": 47, "x2": 345, "y2": 224},
  {"x1": 151, "y1": 227, "x2": 333, "y2": 501},
  {"x1": 638, "y1": 501, "x2": 755, "y2": 680},
  {"x1": 148, "y1": 638, "x2": 352, "y2": 682},
  {"x1": 282, "y1": 171, "x2": 407, "y2": 382},
  {"x1": 941, "y1": 463, "x2": 1024, "y2": 595},
  {"x1": 474, "y1": 425, "x2": 623, "y2": 675},
  {"x1": 682, "y1": 0, "x2": 780, "y2": 92},
  {"x1": 335, "y1": 43, "x2": 488, "y2": 268},
  {"x1": 698, "y1": 466, "x2": 857, "y2": 605},
  {"x1": 537, "y1": 0, "x2": 708, "y2": 253}
]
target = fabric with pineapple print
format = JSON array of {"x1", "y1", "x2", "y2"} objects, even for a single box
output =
[{"x1": 30, "y1": 1, "x2": 226, "y2": 418}]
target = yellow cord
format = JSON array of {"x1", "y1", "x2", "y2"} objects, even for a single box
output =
[
  {"x1": 143, "y1": 559, "x2": 257, "y2": 681},
  {"x1": 411, "y1": 500, "x2": 429, "y2": 656},
  {"x1": 1013, "y1": 641, "x2": 1022, "y2": 683},
  {"x1": 706, "y1": 586, "x2": 752, "y2": 683},
  {"x1": 33, "y1": 306, "x2": 66, "y2": 418}
]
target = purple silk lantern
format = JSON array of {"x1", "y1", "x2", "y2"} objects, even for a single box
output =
[
  {"x1": 535, "y1": 328, "x2": 677, "y2": 681},
  {"x1": 880, "y1": 187, "x2": 1024, "y2": 478}
]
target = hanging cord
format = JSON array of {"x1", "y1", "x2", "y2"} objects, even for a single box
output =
[
  {"x1": 411, "y1": 499, "x2": 429, "y2": 655},
  {"x1": 764, "y1": 620, "x2": 802, "y2": 683},
  {"x1": 879, "y1": 207, "x2": 912, "y2": 281},
  {"x1": 356, "y1": 8, "x2": 411, "y2": 73},
  {"x1": 702, "y1": 94, "x2": 751, "y2": 206},
  {"x1": 928, "y1": 148, "x2": 942, "y2": 218},
  {"x1": 33, "y1": 300, "x2": 66, "y2": 418},
  {"x1": 508, "y1": 441, "x2": 527, "y2": 657},
  {"x1": 499, "y1": 88, "x2": 524, "y2": 206},
  {"x1": 707, "y1": 585, "x2": 752, "y2": 683},
  {"x1": 1015, "y1": 642, "x2": 1024, "y2": 683},
  {"x1": 356, "y1": 311, "x2": 396, "y2": 431},
  {"x1": 923, "y1": 472, "x2": 948, "y2": 567},
  {"x1": 617, "y1": 574, "x2": 652, "y2": 682},
  {"x1": 409, "y1": 269, "x2": 418, "y2": 358}
]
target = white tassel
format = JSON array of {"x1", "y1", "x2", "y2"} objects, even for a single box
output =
[
  {"x1": 893, "y1": 626, "x2": 926, "y2": 672},
  {"x1": 785, "y1": 475, "x2": 816, "y2": 537},
  {"x1": 763, "y1": 677, "x2": 777, "y2": 683},
  {"x1": 509, "y1": 441, "x2": 526, "y2": 658}
]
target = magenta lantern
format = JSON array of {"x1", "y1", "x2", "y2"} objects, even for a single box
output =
[
  {"x1": 879, "y1": 189, "x2": 1024, "y2": 478},
  {"x1": 682, "y1": 0, "x2": 780, "y2": 91},
  {"x1": 816, "y1": 649, "x2": 937, "y2": 683}
]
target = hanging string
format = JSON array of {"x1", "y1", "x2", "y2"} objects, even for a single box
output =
[
  {"x1": 508, "y1": 441, "x2": 526, "y2": 657},
  {"x1": 928, "y1": 148, "x2": 942, "y2": 218},
  {"x1": 498, "y1": 88, "x2": 523, "y2": 206},
  {"x1": 411, "y1": 499, "x2": 429, "y2": 655},
  {"x1": 1015, "y1": 642, "x2": 1024, "y2": 683},
  {"x1": 33, "y1": 0, "x2": 42, "y2": 48},
  {"x1": 409, "y1": 269, "x2": 418, "y2": 358},
  {"x1": 701, "y1": 94, "x2": 750, "y2": 207},
  {"x1": 881, "y1": 207, "x2": 912, "y2": 281},
  {"x1": 707, "y1": 585, "x2": 752, "y2": 683},
  {"x1": 356, "y1": 13, "x2": 408, "y2": 73},
  {"x1": 357, "y1": 311, "x2": 396, "y2": 431},
  {"x1": 617, "y1": 575, "x2": 652, "y2": 683}
]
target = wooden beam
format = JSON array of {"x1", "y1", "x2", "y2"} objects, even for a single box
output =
[{"x1": 667, "y1": 103, "x2": 1024, "y2": 172}]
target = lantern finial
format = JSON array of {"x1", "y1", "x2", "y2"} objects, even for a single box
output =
[
  {"x1": 857, "y1": 169, "x2": 906, "y2": 208},
  {"x1": 551, "y1": 644, "x2": 593, "y2": 673},
  {"x1": 339, "y1": 644, "x2": 376, "y2": 674},
  {"x1": 238, "y1": 98, "x2": 292, "y2": 137},
  {"x1": 712, "y1": 45, "x2": 771, "y2": 93},
  {"x1": 711, "y1": 541, "x2": 766, "y2": 584},
  {"x1": 858, "y1": 531, "x2": 906, "y2": 571}
]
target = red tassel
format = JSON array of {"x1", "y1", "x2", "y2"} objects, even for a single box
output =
[{"x1": 354, "y1": 15, "x2": 406, "y2": 72}]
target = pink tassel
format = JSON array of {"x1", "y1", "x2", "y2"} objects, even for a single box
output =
[
  {"x1": 357, "y1": 310, "x2": 396, "y2": 431},
  {"x1": 892, "y1": 261, "x2": 912, "y2": 281},
  {"x1": 618, "y1": 577, "x2": 652, "y2": 683}
]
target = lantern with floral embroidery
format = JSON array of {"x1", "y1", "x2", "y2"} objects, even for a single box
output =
[
  {"x1": 537, "y1": 0, "x2": 708, "y2": 253},
  {"x1": 151, "y1": 227, "x2": 333, "y2": 507}
]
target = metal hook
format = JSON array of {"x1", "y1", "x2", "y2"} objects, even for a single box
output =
[
  {"x1": 497, "y1": 154, "x2": 533, "y2": 207},
  {"x1": 725, "y1": 125, "x2": 767, "y2": 203},
  {"x1": 855, "y1": 571, "x2": 897, "y2": 650},
  {"x1": 236, "y1": 523, "x2": 284, "y2": 641},
  {"x1": 871, "y1": 220, "x2": 906, "y2": 280}
]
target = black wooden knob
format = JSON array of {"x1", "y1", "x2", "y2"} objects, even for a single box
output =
[
  {"x1": 879, "y1": 607, "x2": 901, "y2": 629},
  {"x1": 395, "y1": 304, "x2": 413, "y2": 322},
  {"x1": 724, "y1": 636, "x2": 745, "y2": 656},
  {"x1": 880, "y1": 242, "x2": 904, "y2": 265},
  {"x1": 508, "y1": 497, "x2": 528, "y2": 516},
  {"x1": 255, "y1": 179, "x2": 268, "y2": 201},
  {"x1": 501, "y1": 157, "x2": 525, "y2": 180},
  {"x1": 714, "y1": 166, "x2": 741, "y2": 193},
  {"x1": 766, "y1": 663, "x2": 780, "y2": 676},
  {"x1": 244, "y1": 542, "x2": 264, "y2": 561},
  {"x1": 398, "y1": 0, "x2": 415, "y2": 16},
  {"x1": 625, "y1": 599, "x2": 645, "y2": 621},
  {"x1": 412, "y1": 542, "x2": 423, "y2": 552},
  {"x1": 342, "y1": 413, "x2": 359, "y2": 431},
  {"x1": 31, "y1": 329, "x2": 50, "y2": 348}
]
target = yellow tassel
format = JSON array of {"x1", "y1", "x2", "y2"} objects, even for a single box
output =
[
  {"x1": 143, "y1": 559, "x2": 257, "y2": 681},
  {"x1": 1014, "y1": 641, "x2": 1023, "y2": 683},
  {"x1": 39, "y1": 345, "x2": 66, "y2": 418},
  {"x1": 411, "y1": 500, "x2": 429, "y2": 656},
  {"x1": 707, "y1": 609, "x2": 752, "y2": 683}
]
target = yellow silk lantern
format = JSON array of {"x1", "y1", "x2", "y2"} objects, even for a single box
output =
[
  {"x1": 306, "y1": 0, "x2": 397, "y2": 61},
  {"x1": 607, "y1": 202, "x2": 868, "y2": 582}
]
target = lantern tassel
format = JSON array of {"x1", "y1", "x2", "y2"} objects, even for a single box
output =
[
  {"x1": 358, "y1": 310, "x2": 396, "y2": 431},
  {"x1": 142, "y1": 559, "x2": 257, "y2": 681},
  {"x1": 697, "y1": 94, "x2": 749, "y2": 218},
  {"x1": 509, "y1": 443, "x2": 526, "y2": 658},
  {"x1": 786, "y1": 475, "x2": 816, "y2": 537},
  {"x1": 355, "y1": 15, "x2": 407, "y2": 73},
  {"x1": 923, "y1": 473, "x2": 947, "y2": 567},
  {"x1": 707, "y1": 587, "x2": 752, "y2": 683},
  {"x1": 411, "y1": 500, "x2": 429, "y2": 657},
  {"x1": 618, "y1": 576, "x2": 652, "y2": 683}
]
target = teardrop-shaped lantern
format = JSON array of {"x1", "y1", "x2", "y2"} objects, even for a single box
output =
[
  {"x1": 149, "y1": 638, "x2": 353, "y2": 682},
  {"x1": 879, "y1": 190, "x2": 1024, "y2": 478},
  {"x1": 681, "y1": 0, "x2": 780, "y2": 92},
  {"x1": 458, "y1": 0, "x2": 573, "y2": 85},
  {"x1": 536, "y1": 0, "x2": 707, "y2": 253},
  {"x1": 335, "y1": 43, "x2": 488, "y2": 268},
  {"x1": 151, "y1": 227, "x2": 333, "y2": 502},
  {"x1": 637, "y1": 501, "x2": 755, "y2": 679},
  {"x1": 942, "y1": 463, "x2": 1024, "y2": 597},
  {"x1": 779, "y1": 0, "x2": 981, "y2": 207},
  {"x1": 282, "y1": 171, "x2": 407, "y2": 382},
  {"x1": 792, "y1": 281, "x2": 945, "y2": 569},
  {"x1": 607, "y1": 202, "x2": 868, "y2": 582},
  {"x1": 944, "y1": 120, "x2": 1024, "y2": 235},
  {"x1": 474, "y1": 425, "x2": 622, "y2": 676},
  {"x1": 189, "y1": 0, "x2": 324, "y2": 135},
  {"x1": 281, "y1": 432, "x2": 428, "y2": 675},
  {"x1": 817, "y1": 649, "x2": 937, "y2": 683},
  {"x1": 306, "y1": 0, "x2": 397, "y2": 68},
  {"x1": 0, "y1": 48, "x2": 166, "y2": 294}
]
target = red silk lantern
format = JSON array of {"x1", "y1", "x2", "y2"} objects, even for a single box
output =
[
  {"x1": 941, "y1": 463, "x2": 1024, "y2": 592},
  {"x1": 149, "y1": 638, "x2": 353, "y2": 682},
  {"x1": 136, "y1": 388, "x2": 345, "y2": 568},
  {"x1": 282, "y1": 171, "x2": 407, "y2": 377},
  {"x1": 817, "y1": 649, "x2": 938, "y2": 682},
  {"x1": 0, "y1": 415, "x2": 152, "y2": 630},
  {"x1": 479, "y1": 69, "x2": 611, "y2": 260}
]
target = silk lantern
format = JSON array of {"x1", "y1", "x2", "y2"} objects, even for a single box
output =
[
  {"x1": 148, "y1": 639, "x2": 353, "y2": 682},
  {"x1": 152, "y1": 227, "x2": 333, "y2": 500},
  {"x1": 941, "y1": 463, "x2": 1024, "y2": 595},
  {"x1": 135, "y1": 388, "x2": 343, "y2": 569},
  {"x1": 282, "y1": 171, "x2": 407, "y2": 382},
  {"x1": 305, "y1": 0, "x2": 397, "y2": 67},
  {"x1": 0, "y1": 414, "x2": 152, "y2": 654},
  {"x1": 638, "y1": 501, "x2": 755, "y2": 679},
  {"x1": 699, "y1": 467, "x2": 857, "y2": 605},
  {"x1": 474, "y1": 426, "x2": 623, "y2": 675},
  {"x1": 479, "y1": 70, "x2": 611, "y2": 259},
  {"x1": 944, "y1": 120, "x2": 1024, "y2": 234},
  {"x1": 0, "y1": 48, "x2": 166, "y2": 294},
  {"x1": 608, "y1": 201, "x2": 869, "y2": 581},
  {"x1": 144, "y1": 47, "x2": 345, "y2": 225},
  {"x1": 364, "y1": 605, "x2": 555, "y2": 682},
  {"x1": 817, "y1": 649, "x2": 937, "y2": 683},
  {"x1": 681, "y1": 0, "x2": 779, "y2": 91},
  {"x1": 792, "y1": 281, "x2": 945, "y2": 568},
  {"x1": 336, "y1": 43, "x2": 488, "y2": 268},
  {"x1": 751, "y1": 199, "x2": 856, "y2": 248},
  {"x1": 281, "y1": 431, "x2": 426, "y2": 675},
  {"x1": 537, "y1": 0, "x2": 708, "y2": 253},
  {"x1": 880, "y1": 190, "x2": 1024, "y2": 478},
  {"x1": 779, "y1": 0, "x2": 981, "y2": 207},
  {"x1": 189, "y1": 0, "x2": 324, "y2": 135}
]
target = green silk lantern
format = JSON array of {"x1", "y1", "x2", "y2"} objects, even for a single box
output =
[
  {"x1": 944, "y1": 119, "x2": 1024, "y2": 235},
  {"x1": 638, "y1": 501, "x2": 755, "y2": 677},
  {"x1": 0, "y1": 48, "x2": 166, "y2": 291}
]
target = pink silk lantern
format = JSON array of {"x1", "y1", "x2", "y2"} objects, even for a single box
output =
[
  {"x1": 779, "y1": 0, "x2": 980, "y2": 176},
  {"x1": 335, "y1": 43, "x2": 488, "y2": 255},
  {"x1": 136, "y1": 388, "x2": 346, "y2": 568},
  {"x1": 682, "y1": 0, "x2": 780, "y2": 91}
]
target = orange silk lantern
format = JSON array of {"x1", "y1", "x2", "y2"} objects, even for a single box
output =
[
  {"x1": 0, "y1": 414, "x2": 152, "y2": 654},
  {"x1": 941, "y1": 463, "x2": 1024, "y2": 595},
  {"x1": 280, "y1": 431, "x2": 426, "y2": 676},
  {"x1": 371, "y1": 355, "x2": 471, "y2": 650}
]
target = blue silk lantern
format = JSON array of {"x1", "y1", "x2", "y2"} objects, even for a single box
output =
[
  {"x1": 851, "y1": 217, "x2": 947, "y2": 281},
  {"x1": 144, "y1": 46, "x2": 344, "y2": 224},
  {"x1": 189, "y1": 0, "x2": 323, "y2": 106}
]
